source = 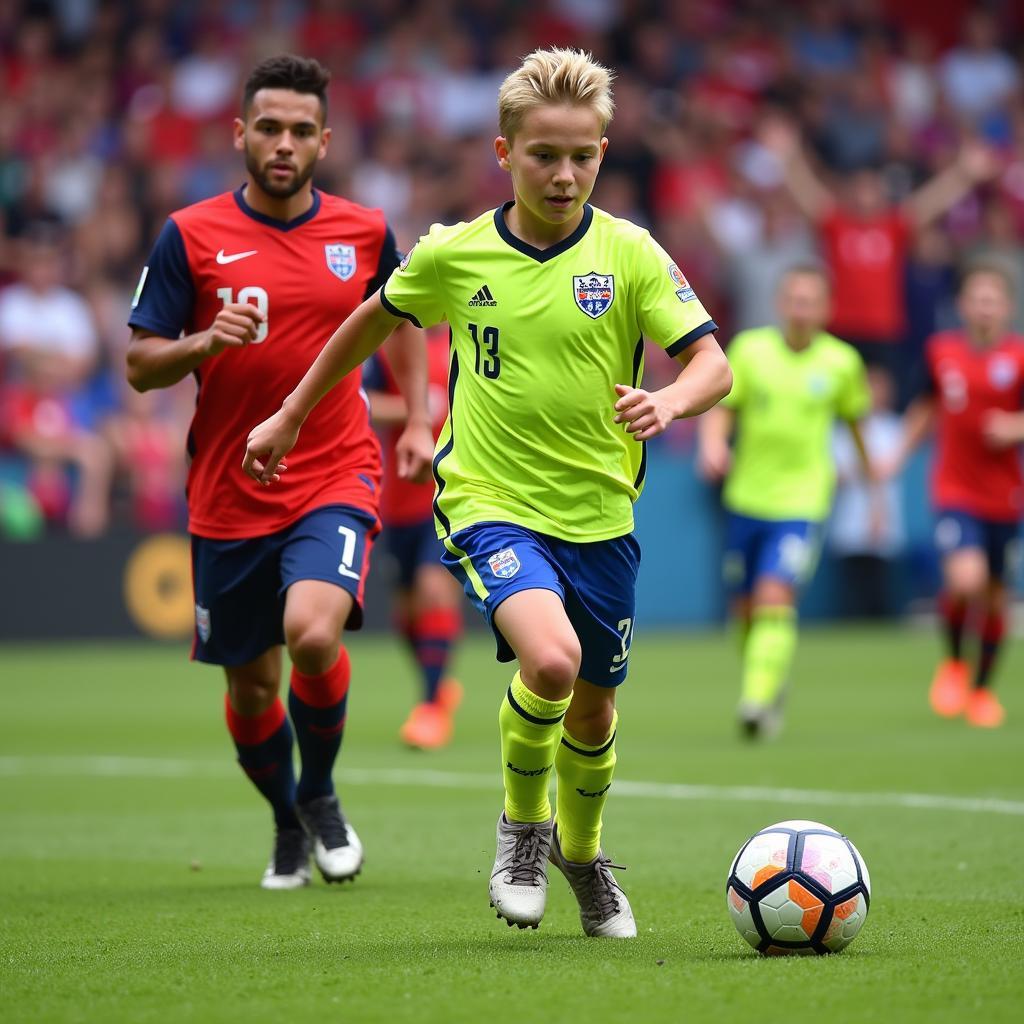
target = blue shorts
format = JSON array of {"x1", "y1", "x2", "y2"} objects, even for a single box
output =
[
  {"x1": 190, "y1": 504, "x2": 379, "y2": 666},
  {"x1": 441, "y1": 522, "x2": 641, "y2": 687},
  {"x1": 723, "y1": 512, "x2": 821, "y2": 597},
  {"x1": 383, "y1": 516, "x2": 444, "y2": 587},
  {"x1": 934, "y1": 509, "x2": 1022, "y2": 581}
]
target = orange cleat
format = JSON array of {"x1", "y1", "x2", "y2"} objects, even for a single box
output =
[
  {"x1": 929, "y1": 659, "x2": 971, "y2": 717},
  {"x1": 965, "y1": 688, "x2": 1005, "y2": 728},
  {"x1": 399, "y1": 701, "x2": 453, "y2": 750},
  {"x1": 436, "y1": 678, "x2": 464, "y2": 714}
]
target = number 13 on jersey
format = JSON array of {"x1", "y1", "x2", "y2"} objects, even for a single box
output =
[{"x1": 469, "y1": 322, "x2": 500, "y2": 379}]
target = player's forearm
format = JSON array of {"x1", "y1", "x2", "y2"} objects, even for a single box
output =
[
  {"x1": 126, "y1": 332, "x2": 209, "y2": 392},
  {"x1": 282, "y1": 295, "x2": 400, "y2": 425},
  {"x1": 847, "y1": 420, "x2": 875, "y2": 480},
  {"x1": 663, "y1": 341, "x2": 733, "y2": 419},
  {"x1": 904, "y1": 165, "x2": 972, "y2": 229},
  {"x1": 897, "y1": 398, "x2": 936, "y2": 464},
  {"x1": 366, "y1": 391, "x2": 409, "y2": 426},
  {"x1": 697, "y1": 402, "x2": 734, "y2": 448},
  {"x1": 383, "y1": 321, "x2": 430, "y2": 427}
]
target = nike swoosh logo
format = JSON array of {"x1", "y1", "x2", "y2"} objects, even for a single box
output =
[{"x1": 216, "y1": 249, "x2": 258, "y2": 264}]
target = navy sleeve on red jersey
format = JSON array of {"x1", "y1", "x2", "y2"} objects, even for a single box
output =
[
  {"x1": 127, "y1": 218, "x2": 196, "y2": 338},
  {"x1": 362, "y1": 224, "x2": 402, "y2": 301}
]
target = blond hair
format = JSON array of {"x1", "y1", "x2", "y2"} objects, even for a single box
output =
[{"x1": 498, "y1": 48, "x2": 615, "y2": 139}]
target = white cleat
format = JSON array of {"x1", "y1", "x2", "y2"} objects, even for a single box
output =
[
  {"x1": 549, "y1": 825, "x2": 637, "y2": 938},
  {"x1": 488, "y1": 813, "x2": 551, "y2": 929},
  {"x1": 297, "y1": 794, "x2": 364, "y2": 883},
  {"x1": 260, "y1": 827, "x2": 312, "y2": 890}
]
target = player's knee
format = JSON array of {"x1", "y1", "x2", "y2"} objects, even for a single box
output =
[
  {"x1": 566, "y1": 699, "x2": 615, "y2": 745},
  {"x1": 286, "y1": 620, "x2": 341, "y2": 676},
  {"x1": 228, "y1": 676, "x2": 278, "y2": 715},
  {"x1": 524, "y1": 641, "x2": 582, "y2": 700}
]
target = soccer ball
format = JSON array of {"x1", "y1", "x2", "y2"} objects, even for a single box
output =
[{"x1": 726, "y1": 819, "x2": 871, "y2": 955}]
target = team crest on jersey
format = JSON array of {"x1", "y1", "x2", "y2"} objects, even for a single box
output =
[
  {"x1": 487, "y1": 547, "x2": 521, "y2": 579},
  {"x1": 668, "y1": 262, "x2": 696, "y2": 302},
  {"x1": 325, "y1": 244, "x2": 357, "y2": 282},
  {"x1": 574, "y1": 272, "x2": 614, "y2": 319},
  {"x1": 988, "y1": 354, "x2": 1018, "y2": 391}
]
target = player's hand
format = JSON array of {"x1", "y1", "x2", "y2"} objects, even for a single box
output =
[
  {"x1": 613, "y1": 384, "x2": 674, "y2": 441},
  {"x1": 982, "y1": 409, "x2": 1020, "y2": 449},
  {"x1": 697, "y1": 437, "x2": 732, "y2": 481},
  {"x1": 242, "y1": 408, "x2": 299, "y2": 485},
  {"x1": 202, "y1": 303, "x2": 265, "y2": 357},
  {"x1": 873, "y1": 451, "x2": 904, "y2": 481},
  {"x1": 395, "y1": 418, "x2": 435, "y2": 484},
  {"x1": 956, "y1": 141, "x2": 1001, "y2": 184}
]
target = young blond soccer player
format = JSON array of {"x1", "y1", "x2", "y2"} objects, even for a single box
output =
[{"x1": 243, "y1": 48, "x2": 731, "y2": 937}]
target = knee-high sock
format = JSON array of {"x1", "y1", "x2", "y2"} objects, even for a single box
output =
[
  {"x1": 976, "y1": 611, "x2": 1005, "y2": 689},
  {"x1": 288, "y1": 648, "x2": 350, "y2": 804},
  {"x1": 499, "y1": 671, "x2": 571, "y2": 823},
  {"x1": 940, "y1": 592, "x2": 967, "y2": 661},
  {"x1": 741, "y1": 605, "x2": 797, "y2": 706},
  {"x1": 410, "y1": 607, "x2": 461, "y2": 703},
  {"x1": 555, "y1": 712, "x2": 617, "y2": 863},
  {"x1": 224, "y1": 695, "x2": 299, "y2": 829}
]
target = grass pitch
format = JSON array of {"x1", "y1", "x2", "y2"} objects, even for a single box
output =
[{"x1": 1, "y1": 626, "x2": 1022, "y2": 1023}]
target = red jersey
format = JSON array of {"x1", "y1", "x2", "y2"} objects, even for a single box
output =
[
  {"x1": 129, "y1": 187, "x2": 400, "y2": 539},
  {"x1": 925, "y1": 330, "x2": 1024, "y2": 522},
  {"x1": 820, "y1": 208, "x2": 910, "y2": 342},
  {"x1": 365, "y1": 330, "x2": 450, "y2": 526}
]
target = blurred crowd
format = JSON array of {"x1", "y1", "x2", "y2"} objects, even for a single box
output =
[{"x1": 1, "y1": 0, "x2": 1023, "y2": 539}]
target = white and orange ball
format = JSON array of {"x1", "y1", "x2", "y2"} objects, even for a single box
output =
[{"x1": 726, "y1": 819, "x2": 871, "y2": 955}]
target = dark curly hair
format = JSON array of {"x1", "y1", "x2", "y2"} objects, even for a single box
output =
[{"x1": 242, "y1": 54, "x2": 331, "y2": 122}]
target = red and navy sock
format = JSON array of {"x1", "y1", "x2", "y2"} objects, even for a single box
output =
[
  {"x1": 224, "y1": 695, "x2": 299, "y2": 830},
  {"x1": 410, "y1": 607, "x2": 461, "y2": 704},
  {"x1": 975, "y1": 611, "x2": 1005, "y2": 690},
  {"x1": 288, "y1": 648, "x2": 350, "y2": 804},
  {"x1": 939, "y1": 592, "x2": 967, "y2": 661}
]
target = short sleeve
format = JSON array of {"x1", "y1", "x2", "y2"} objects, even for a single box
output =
[
  {"x1": 380, "y1": 225, "x2": 447, "y2": 330},
  {"x1": 362, "y1": 224, "x2": 403, "y2": 301},
  {"x1": 836, "y1": 347, "x2": 871, "y2": 421},
  {"x1": 633, "y1": 231, "x2": 717, "y2": 357},
  {"x1": 719, "y1": 333, "x2": 749, "y2": 410},
  {"x1": 127, "y1": 218, "x2": 195, "y2": 338}
]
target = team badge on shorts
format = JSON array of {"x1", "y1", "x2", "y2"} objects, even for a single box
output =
[
  {"x1": 325, "y1": 244, "x2": 357, "y2": 282},
  {"x1": 574, "y1": 272, "x2": 614, "y2": 319},
  {"x1": 195, "y1": 604, "x2": 212, "y2": 642},
  {"x1": 487, "y1": 547, "x2": 521, "y2": 579}
]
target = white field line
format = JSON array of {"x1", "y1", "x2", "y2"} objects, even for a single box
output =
[{"x1": 1, "y1": 756, "x2": 1022, "y2": 817}]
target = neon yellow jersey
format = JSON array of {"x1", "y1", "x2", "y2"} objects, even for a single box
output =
[
  {"x1": 721, "y1": 327, "x2": 869, "y2": 522},
  {"x1": 381, "y1": 203, "x2": 716, "y2": 542}
]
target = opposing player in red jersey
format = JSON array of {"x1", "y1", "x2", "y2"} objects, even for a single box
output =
[
  {"x1": 125, "y1": 55, "x2": 433, "y2": 887},
  {"x1": 890, "y1": 266, "x2": 1024, "y2": 727},
  {"x1": 363, "y1": 330, "x2": 465, "y2": 749}
]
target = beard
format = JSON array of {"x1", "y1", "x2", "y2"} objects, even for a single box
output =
[{"x1": 244, "y1": 147, "x2": 317, "y2": 199}]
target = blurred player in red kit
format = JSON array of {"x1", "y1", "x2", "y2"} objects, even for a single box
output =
[
  {"x1": 125, "y1": 55, "x2": 432, "y2": 887},
  {"x1": 364, "y1": 328, "x2": 465, "y2": 749},
  {"x1": 889, "y1": 266, "x2": 1024, "y2": 727}
]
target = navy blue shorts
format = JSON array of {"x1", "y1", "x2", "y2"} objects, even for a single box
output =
[
  {"x1": 190, "y1": 504, "x2": 379, "y2": 666},
  {"x1": 723, "y1": 511, "x2": 821, "y2": 597},
  {"x1": 441, "y1": 521, "x2": 641, "y2": 687},
  {"x1": 383, "y1": 516, "x2": 444, "y2": 587},
  {"x1": 934, "y1": 509, "x2": 1022, "y2": 581}
]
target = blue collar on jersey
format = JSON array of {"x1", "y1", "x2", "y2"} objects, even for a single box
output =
[
  {"x1": 493, "y1": 200, "x2": 594, "y2": 263},
  {"x1": 233, "y1": 185, "x2": 321, "y2": 231}
]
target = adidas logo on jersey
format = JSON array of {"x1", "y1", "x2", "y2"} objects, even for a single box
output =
[{"x1": 468, "y1": 285, "x2": 497, "y2": 307}]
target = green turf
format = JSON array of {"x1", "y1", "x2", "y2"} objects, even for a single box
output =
[{"x1": 1, "y1": 626, "x2": 1022, "y2": 1023}]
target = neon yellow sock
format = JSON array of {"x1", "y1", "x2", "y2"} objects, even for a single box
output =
[
  {"x1": 554, "y1": 711, "x2": 617, "y2": 863},
  {"x1": 499, "y1": 672, "x2": 571, "y2": 823},
  {"x1": 741, "y1": 606, "x2": 797, "y2": 706}
]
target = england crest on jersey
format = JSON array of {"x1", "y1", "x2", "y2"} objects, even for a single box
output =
[
  {"x1": 325, "y1": 244, "x2": 357, "y2": 282},
  {"x1": 574, "y1": 272, "x2": 614, "y2": 319}
]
